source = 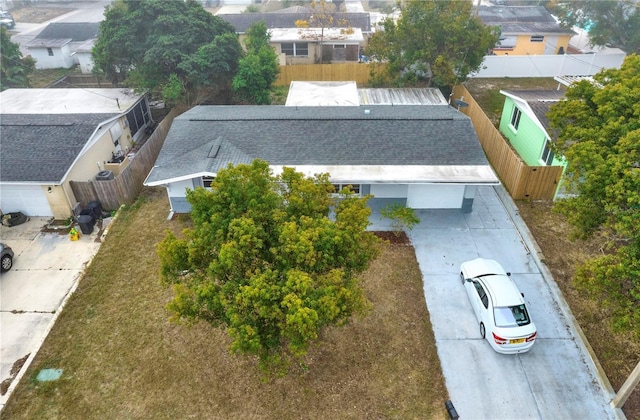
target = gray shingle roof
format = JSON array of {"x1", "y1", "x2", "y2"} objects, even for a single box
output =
[
  {"x1": 34, "y1": 22, "x2": 100, "y2": 42},
  {"x1": 477, "y1": 6, "x2": 575, "y2": 35},
  {"x1": 0, "y1": 114, "x2": 117, "y2": 183},
  {"x1": 503, "y1": 90, "x2": 565, "y2": 131},
  {"x1": 146, "y1": 105, "x2": 488, "y2": 184},
  {"x1": 218, "y1": 12, "x2": 371, "y2": 33}
]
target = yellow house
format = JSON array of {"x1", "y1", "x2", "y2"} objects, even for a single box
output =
[
  {"x1": 0, "y1": 89, "x2": 153, "y2": 219},
  {"x1": 477, "y1": 5, "x2": 575, "y2": 56}
]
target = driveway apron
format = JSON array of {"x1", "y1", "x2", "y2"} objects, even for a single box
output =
[{"x1": 408, "y1": 186, "x2": 619, "y2": 419}]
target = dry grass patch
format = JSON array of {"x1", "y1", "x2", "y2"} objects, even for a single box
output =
[
  {"x1": 2, "y1": 188, "x2": 448, "y2": 419},
  {"x1": 516, "y1": 200, "x2": 640, "y2": 419},
  {"x1": 9, "y1": 7, "x2": 71, "y2": 24}
]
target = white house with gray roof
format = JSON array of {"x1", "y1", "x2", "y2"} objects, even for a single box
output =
[
  {"x1": 144, "y1": 104, "x2": 499, "y2": 215},
  {"x1": 26, "y1": 22, "x2": 100, "y2": 70}
]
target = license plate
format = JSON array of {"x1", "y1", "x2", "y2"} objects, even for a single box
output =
[{"x1": 510, "y1": 338, "x2": 525, "y2": 344}]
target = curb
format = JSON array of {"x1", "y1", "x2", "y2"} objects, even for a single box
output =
[{"x1": 493, "y1": 185, "x2": 626, "y2": 420}]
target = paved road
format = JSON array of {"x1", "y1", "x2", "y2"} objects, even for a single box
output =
[{"x1": 406, "y1": 186, "x2": 622, "y2": 419}]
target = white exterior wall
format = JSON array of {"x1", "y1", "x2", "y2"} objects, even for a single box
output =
[
  {"x1": 77, "y1": 51, "x2": 94, "y2": 74},
  {"x1": 472, "y1": 52, "x2": 625, "y2": 78},
  {"x1": 30, "y1": 45, "x2": 74, "y2": 69},
  {"x1": 370, "y1": 184, "x2": 407, "y2": 198},
  {"x1": 406, "y1": 184, "x2": 465, "y2": 209},
  {"x1": 168, "y1": 180, "x2": 194, "y2": 198}
]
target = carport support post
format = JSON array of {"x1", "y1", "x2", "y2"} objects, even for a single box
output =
[{"x1": 612, "y1": 360, "x2": 640, "y2": 408}]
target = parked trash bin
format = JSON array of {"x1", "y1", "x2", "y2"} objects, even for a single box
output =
[
  {"x1": 85, "y1": 201, "x2": 103, "y2": 219},
  {"x1": 76, "y1": 215, "x2": 94, "y2": 235}
]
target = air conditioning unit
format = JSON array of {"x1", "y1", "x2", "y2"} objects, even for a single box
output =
[{"x1": 95, "y1": 170, "x2": 114, "y2": 181}]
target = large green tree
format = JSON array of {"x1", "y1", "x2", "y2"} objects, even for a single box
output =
[
  {"x1": 0, "y1": 27, "x2": 35, "y2": 90},
  {"x1": 547, "y1": 54, "x2": 640, "y2": 332},
  {"x1": 92, "y1": 0, "x2": 242, "y2": 105},
  {"x1": 549, "y1": 0, "x2": 640, "y2": 53},
  {"x1": 232, "y1": 21, "x2": 279, "y2": 104},
  {"x1": 158, "y1": 160, "x2": 380, "y2": 374},
  {"x1": 364, "y1": 0, "x2": 499, "y2": 88}
]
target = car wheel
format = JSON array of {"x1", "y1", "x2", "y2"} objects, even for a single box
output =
[
  {"x1": 480, "y1": 322, "x2": 486, "y2": 339},
  {"x1": 1, "y1": 254, "x2": 12, "y2": 272},
  {"x1": 460, "y1": 272, "x2": 465, "y2": 284}
]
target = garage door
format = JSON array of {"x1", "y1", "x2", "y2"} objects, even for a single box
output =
[
  {"x1": 406, "y1": 184, "x2": 465, "y2": 209},
  {"x1": 0, "y1": 184, "x2": 53, "y2": 216}
]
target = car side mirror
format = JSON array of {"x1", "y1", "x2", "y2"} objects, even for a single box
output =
[
  {"x1": 521, "y1": 292, "x2": 525, "y2": 297},
  {"x1": 507, "y1": 272, "x2": 511, "y2": 276}
]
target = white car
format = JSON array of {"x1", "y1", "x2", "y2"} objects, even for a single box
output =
[{"x1": 460, "y1": 258, "x2": 536, "y2": 354}]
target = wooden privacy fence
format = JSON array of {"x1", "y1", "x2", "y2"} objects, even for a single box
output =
[
  {"x1": 452, "y1": 85, "x2": 563, "y2": 200},
  {"x1": 70, "y1": 107, "x2": 184, "y2": 211},
  {"x1": 274, "y1": 63, "x2": 387, "y2": 86}
]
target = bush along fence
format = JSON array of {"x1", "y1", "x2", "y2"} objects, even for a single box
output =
[{"x1": 70, "y1": 107, "x2": 184, "y2": 211}]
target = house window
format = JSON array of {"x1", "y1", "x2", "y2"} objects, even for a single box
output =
[
  {"x1": 510, "y1": 106, "x2": 522, "y2": 130},
  {"x1": 332, "y1": 184, "x2": 361, "y2": 195},
  {"x1": 202, "y1": 176, "x2": 215, "y2": 188},
  {"x1": 333, "y1": 44, "x2": 346, "y2": 49},
  {"x1": 541, "y1": 139, "x2": 554, "y2": 165},
  {"x1": 495, "y1": 36, "x2": 517, "y2": 49},
  {"x1": 281, "y1": 42, "x2": 309, "y2": 57},
  {"x1": 47, "y1": 48, "x2": 54, "y2": 56},
  {"x1": 530, "y1": 35, "x2": 544, "y2": 43},
  {"x1": 110, "y1": 123, "x2": 122, "y2": 144}
]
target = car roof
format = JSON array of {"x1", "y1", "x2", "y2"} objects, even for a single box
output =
[
  {"x1": 462, "y1": 258, "x2": 524, "y2": 307},
  {"x1": 478, "y1": 275, "x2": 524, "y2": 307}
]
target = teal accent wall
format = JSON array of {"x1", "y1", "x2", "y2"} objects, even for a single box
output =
[{"x1": 499, "y1": 98, "x2": 567, "y2": 170}]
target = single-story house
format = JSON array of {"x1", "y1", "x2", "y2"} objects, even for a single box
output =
[
  {"x1": 218, "y1": 8, "x2": 371, "y2": 64},
  {"x1": 144, "y1": 101, "x2": 499, "y2": 216},
  {"x1": 499, "y1": 89, "x2": 567, "y2": 197},
  {"x1": 0, "y1": 89, "x2": 153, "y2": 218},
  {"x1": 26, "y1": 22, "x2": 99, "y2": 70},
  {"x1": 477, "y1": 6, "x2": 575, "y2": 55},
  {"x1": 269, "y1": 27, "x2": 363, "y2": 64}
]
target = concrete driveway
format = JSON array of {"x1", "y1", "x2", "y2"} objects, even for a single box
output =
[
  {"x1": 0, "y1": 217, "x2": 103, "y2": 409},
  {"x1": 404, "y1": 186, "x2": 621, "y2": 419}
]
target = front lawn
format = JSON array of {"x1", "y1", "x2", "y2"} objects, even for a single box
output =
[{"x1": 1, "y1": 188, "x2": 448, "y2": 419}]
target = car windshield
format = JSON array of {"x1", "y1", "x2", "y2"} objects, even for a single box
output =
[{"x1": 494, "y1": 304, "x2": 531, "y2": 327}]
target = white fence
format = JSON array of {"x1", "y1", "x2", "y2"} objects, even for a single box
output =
[{"x1": 471, "y1": 52, "x2": 626, "y2": 78}]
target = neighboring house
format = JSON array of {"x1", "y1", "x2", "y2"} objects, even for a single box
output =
[
  {"x1": 144, "y1": 89, "x2": 499, "y2": 216},
  {"x1": 477, "y1": 6, "x2": 575, "y2": 55},
  {"x1": 74, "y1": 38, "x2": 96, "y2": 74},
  {"x1": 218, "y1": 8, "x2": 371, "y2": 64},
  {"x1": 26, "y1": 22, "x2": 99, "y2": 70},
  {"x1": 0, "y1": 89, "x2": 153, "y2": 218},
  {"x1": 498, "y1": 89, "x2": 567, "y2": 196}
]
